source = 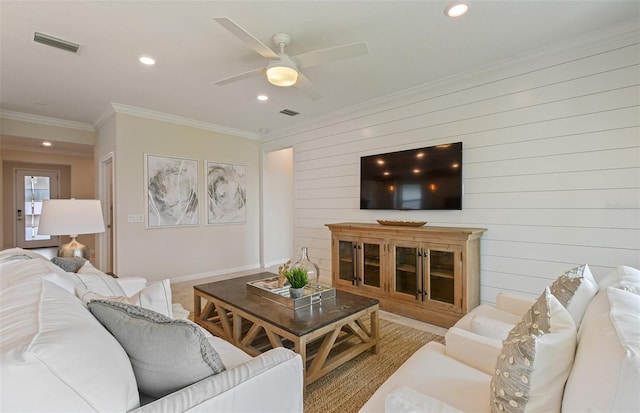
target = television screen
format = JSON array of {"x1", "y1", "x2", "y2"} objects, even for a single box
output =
[{"x1": 360, "y1": 142, "x2": 462, "y2": 210}]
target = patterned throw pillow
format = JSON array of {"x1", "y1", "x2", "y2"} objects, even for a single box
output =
[
  {"x1": 51, "y1": 256, "x2": 87, "y2": 273},
  {"x1": 549, "y1": 264, "x2": 597, "y2": 326},
  {"x1": 88, "y1": 300, "x2": 226, "y2": 398},
  {"x1": 490, "y1": 288, "x2": 576, "y2": 413}
]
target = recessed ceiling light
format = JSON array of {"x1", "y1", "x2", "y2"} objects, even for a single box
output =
[
  {"x1": 445, "y1": 2, "x2": 469, "y2": 17},
  {"x1": 257, "y1": 94, "x2": 269, "y2": 101},
  {"x1": 139, "y1": 56, "x2": 156, "y2": 65},
  {"x1": 259, "y1": 128, "x2": 270, "y2": 133},
  {"x1": 42, "y1": 141, "x2": 52, "y2": 147}
]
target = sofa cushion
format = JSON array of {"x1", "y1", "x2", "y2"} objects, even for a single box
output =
[
  {"x1": 80, "y1": 279, "x2": 173, "y2": 317},
  {"x1": 549, "y1": 264, "x2": 598, "y2": 326},
  {"x1": 0, "y1": 249, "x2": 78, "y2": 291},
  {"x1": 598, "y1": 265, "x2": 640, "y2": 295},
  {"x1": 88, "y1": 300, "x2": 226, "y2": 398},
  {"x1": 563, "y1": 287, "x2": 640, "y2": 412},
  {"x1": 490, "y1": 288, "x2": 576, "y2": 413},
  {"x1": 0, "y1": 278, "x2": 139, "y2": 412}
]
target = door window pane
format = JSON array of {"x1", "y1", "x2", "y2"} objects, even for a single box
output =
[{"x1": 24, "y1": 176, "x2": 51, "y2": 241}]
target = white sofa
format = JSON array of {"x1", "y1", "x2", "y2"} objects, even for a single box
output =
[
  {"x1": 0, "y1": 248, "x2": 304, "y2": 413},
  {"x1": 361, "y1": 264, "x2": 640, "y2": 412}
]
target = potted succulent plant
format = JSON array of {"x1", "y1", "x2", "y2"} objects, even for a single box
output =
[{"x1": 284, "y1": 267, "x2": 308, "y2": 298}]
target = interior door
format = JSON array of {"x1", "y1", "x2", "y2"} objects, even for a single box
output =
[{"x1": 15, "y1": 169, "x2": 59, "y2": 248}]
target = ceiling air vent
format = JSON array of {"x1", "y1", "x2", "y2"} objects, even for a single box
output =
[
  {"x1": 279, "y1": 109, "x2": 300, "y2": 117},
  {"x1": 34, "y1": 32, "x2": 80, "y2": 53}
]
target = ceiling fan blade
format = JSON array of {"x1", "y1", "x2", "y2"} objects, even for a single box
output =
[
  {"x1": 295, "y1": 72, "x2": 323, "y2": 101},
  {"x1": 213, "y1": 67, "x2": 265, "y2": 85},
  {"x1": 213, "y1": 17, "x2": 279, "y2": 59},
  {"x1": 294, "y1": 42, "x2": 369, "y2": 68}
]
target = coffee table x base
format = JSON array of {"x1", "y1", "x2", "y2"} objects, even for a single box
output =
[{"x1": 194, "y1": 275, "x2": 379, "y2": 386}]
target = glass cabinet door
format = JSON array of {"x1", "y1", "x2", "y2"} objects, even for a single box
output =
[
  {"x1": 362, "y1": 243, "x2": 381, "y2": 288},
  {"x1": 427, "y1": 249, "x2": 455, "y2": 304},
  {"x1": 337, "y1": 240, "x2": 356, "y2": 283},
  {"x1": 393, "y1": 244, "x2": 419, "y2": 297}
]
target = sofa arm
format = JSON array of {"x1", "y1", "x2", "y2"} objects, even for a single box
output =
[
  {"x1": 116, "y1": 277, "x2": 148, "y2": 296},
  {"x1": 495, "y1": 292, "x2": 536, "y2": 317},
  {"x1": 445, "y1": 327, "x2": 502, "y2": 375},
  {"x1": 130, "y1": 347, "x2": 303, "y2": 413}
]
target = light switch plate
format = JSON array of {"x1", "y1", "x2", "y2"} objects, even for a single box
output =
[{"x1": 127, "y1": 214, "x2": 144, "y2": 223}]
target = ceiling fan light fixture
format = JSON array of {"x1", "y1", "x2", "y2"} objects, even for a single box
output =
[{"x1": 266, "y1": 59, "x2": 298, "y2": 87}]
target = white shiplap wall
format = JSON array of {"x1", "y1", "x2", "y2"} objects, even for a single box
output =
[{"x1": 263, "y1": 27, "x2": 640, "y2": 304}]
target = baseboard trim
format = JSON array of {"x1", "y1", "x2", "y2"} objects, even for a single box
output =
[{"x1": 170, "y1": 263, "x2": 262, "y2": 284}]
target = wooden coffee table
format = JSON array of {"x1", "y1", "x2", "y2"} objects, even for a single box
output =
[{"x1": 194, "y1": 272, "x2": 379, "y2": 385}]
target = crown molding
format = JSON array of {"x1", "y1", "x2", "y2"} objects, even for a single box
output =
[
  {"x1": 106, "y1": 102, "x2": 262, "y2": 140},
  {"x1": 0, "y1": 110, "x2": 95, "y2": 132}
]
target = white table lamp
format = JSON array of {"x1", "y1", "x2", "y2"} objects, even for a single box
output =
[{"x1": 38, "y1": 199, "x2": 106, "y2": 259}]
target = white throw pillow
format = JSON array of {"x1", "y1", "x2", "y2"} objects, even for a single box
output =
[
  {"x1": 598, "y1": 265, "x2": 640, "y2": 295},
  {"x1": 79, "y1": 279, "x2": 173, "y2": 317},
  {"x1": 549, "y1": 264, "x2": 598, "y2": 327},
  {"x1": 563, "y1": 287, "x2": 640, "y2": 412},
  {"x1": 490, "y1": 288, "x2": 577, "y2": 413},
  {"x1": 73, "y1": 261, "x2": 125, "y2": 296}
]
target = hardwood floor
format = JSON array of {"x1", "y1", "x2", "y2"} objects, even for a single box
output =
[{"x1": 170, "y1": 267, "x2": 448, "y2": 337}]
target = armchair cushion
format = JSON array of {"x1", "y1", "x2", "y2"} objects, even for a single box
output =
[
  {"x1": 470, "y1": 315, "x2": 514, "y2": 341},
  {"x1": 88, "y1": 300, "x2": 226, "y2": 399},
  {"x1": 495, "y1": 293, "x2": 536, "y2": 317},
  {"x1": 490, "y1": 288, "x2": 576, "y2": 413},
  {"x1": 385, "y1": 386, "x2": 464, "y2": 413},
  {"x1": 445, "y1": 327, "x2": 502, "y2": 375}
]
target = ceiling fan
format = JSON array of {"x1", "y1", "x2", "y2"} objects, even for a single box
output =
[{"x1": 212, "y1": 17, "x2": 370, "y2": 100}]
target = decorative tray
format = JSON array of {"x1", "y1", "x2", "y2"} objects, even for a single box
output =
[
  {"x1": 247, "y1": 275, "x2": 336, "y2": 310},
  {"x1": 377, "y1": 220, "x2": 427, "y2": 227}
]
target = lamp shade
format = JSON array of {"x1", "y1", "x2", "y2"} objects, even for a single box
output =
[{"x1": 38, "y1": 199, "x2": 105, "y2": 237}]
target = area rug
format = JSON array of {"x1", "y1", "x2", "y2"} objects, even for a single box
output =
[{"x1": 304, "y1": 318, "x2": 444, "y2": 413}]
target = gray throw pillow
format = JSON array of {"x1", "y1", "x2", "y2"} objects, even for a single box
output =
[
  {"x1": 88, "y1": 300, "x2": 226, "y2": 398},
  {"x1": 51, "y1": 256, "x2": 87, "y2": 273}
]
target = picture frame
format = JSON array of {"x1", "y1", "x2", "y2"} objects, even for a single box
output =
[
  {"x1": 145, "y1": 154, "x2": 199, "y2": 228},
  {"x1": 205, "y1": 161, "x2": 246, "y2": 224}
]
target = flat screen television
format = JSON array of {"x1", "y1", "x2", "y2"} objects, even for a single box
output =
[{"x1": 360, "y1": 142, "x2": 462, "y2": 210}]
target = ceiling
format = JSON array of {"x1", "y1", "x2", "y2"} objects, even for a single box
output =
[{"x1": 1, "y1": 1, "x2": 638, "y2": 140}]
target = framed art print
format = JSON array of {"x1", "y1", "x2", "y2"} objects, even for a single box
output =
[
  {"x1": 206, "y1": 161, "x2": 246, "y2": 224},
  {"x1": 145, "y1": 154, "x2": 199, "y2": 227}
]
